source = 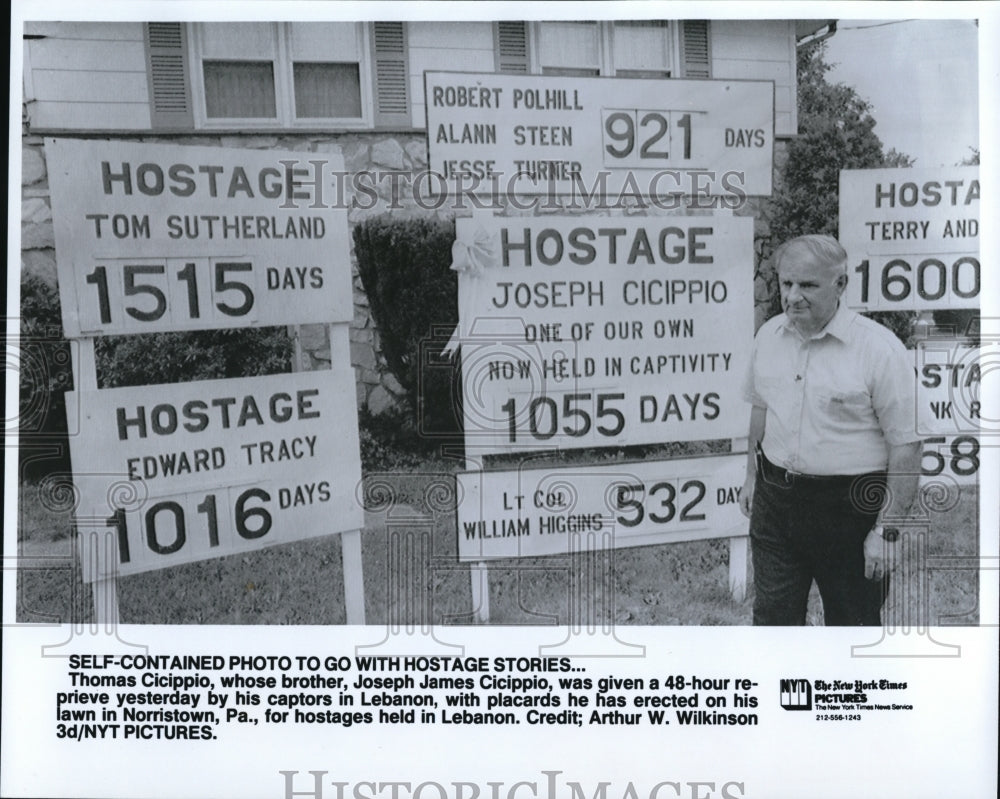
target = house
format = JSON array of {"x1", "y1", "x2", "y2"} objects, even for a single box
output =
[{"x1": 21, "y1": 18, "x2": 832, "y2": 412}]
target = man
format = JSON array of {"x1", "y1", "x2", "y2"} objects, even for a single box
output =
[{"x1": 739, "y1": 234, "x2": 922, "y2": 625}]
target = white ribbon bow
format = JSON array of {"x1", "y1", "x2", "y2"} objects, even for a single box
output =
[{"x1": 449, "y1": 227, "x2": 498, "y2": 278}]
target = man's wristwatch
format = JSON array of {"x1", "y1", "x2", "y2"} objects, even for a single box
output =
[{"x1": 879, "y1": 525, "x2": 901, "y2": 543}]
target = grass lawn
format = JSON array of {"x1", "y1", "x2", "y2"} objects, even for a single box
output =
[{"x1": 15, "y1": 462, "x2": 981, "y2": 627}]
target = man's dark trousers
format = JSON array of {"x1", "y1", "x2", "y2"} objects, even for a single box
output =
[{"x1": 749, "y1": 460, "x2": 888, "y2": 626}]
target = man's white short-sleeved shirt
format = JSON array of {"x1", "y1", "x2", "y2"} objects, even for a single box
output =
[{"x1": 743, "y1": 302, "x2": 921, "y2": 475}]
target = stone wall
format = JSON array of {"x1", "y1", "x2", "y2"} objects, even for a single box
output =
[{"x1": 21, "y1": 125, "x2": 788, "y2": 413}]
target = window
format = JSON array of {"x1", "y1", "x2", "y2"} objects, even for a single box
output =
[
  {"x1": 189, "y1": 22, "x2": 369, "y2": 126},
  {"x1": 497, "y1": 21, "x2": 710, "y2": 79},
  {"x1": 203, "y1": 61, "x2": 277, "y2": 118},
  {"x1": 613, "y1": 21, "x2": 671, "y2": 78},
  {"x1": 538, "y1": 22, "x2": 601, "y2": 76},
  {"x1": 293, "y1": 63, "x2": 362, "y2": 118}
]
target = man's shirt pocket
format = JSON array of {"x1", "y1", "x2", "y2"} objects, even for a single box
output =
[{"x1": 815, "y1": 388, "x2": 874, "y2": 429}]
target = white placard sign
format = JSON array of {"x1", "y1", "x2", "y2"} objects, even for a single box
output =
[
  {"x1": 66, "y1": 369, "x2": 363, "y2": 580},
  {"x1": 915, "y1": 342, "x2": 983, "y2": 435},
  {"x1": 839, "y1": 166, "x2": 980, "y2": 311},
  {"x1": 919, "y1": 435, "x2": 981, "y2": 486},
  {"x1": 454, "y1": 215, "x2": 754, "y2": 452},
  {"x1": 425, "y1": 72, "x2": 774, "y2": 197},
  {"x1": 457, "y1": 454, "x2": 746, "y2": 561},
  {"x1": 914, "y1": 342, "x2": 983, "y2": 487},
  {"x1": 46, "y1": 138, "x2": 354, "y2": 337}
]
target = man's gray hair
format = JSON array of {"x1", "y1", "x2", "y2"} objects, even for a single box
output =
[{"x1": 772, "y1": 234, "x2": 848, "y2": 275}]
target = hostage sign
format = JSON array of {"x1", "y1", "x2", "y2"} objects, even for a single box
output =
[
  {"x1": 453, "y1": 215, "x2": 754, "y2": 451},
  {"x1": 45, "y1": 138, "x2": 354, "y2": 337},
  {"x1": 457, "y1": 455, "x2": 746, "y2": 560},
  {"x1": 915, "y1": 342, "x2": 982, "y2": 436},
  {"x1": 839, "y1": 166, "x2": 980, "y2": 311},
  {"x1": 67, "y1": 370, "x2": 362, "y2": 580},
  {"x1": 425, "y1": 72, "x2": 774, "y2": 197}
]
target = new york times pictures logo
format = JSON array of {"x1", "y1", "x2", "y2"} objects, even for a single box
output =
[{"x1": 778, "y1": 679, "x2": 812, "y2": 711}]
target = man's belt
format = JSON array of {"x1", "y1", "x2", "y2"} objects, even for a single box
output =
[{"x1": 756, "y1": 446, "x2": 876, "y2": 490}]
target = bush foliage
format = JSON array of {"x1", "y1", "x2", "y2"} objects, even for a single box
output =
[
  {"x1": 357, "y1": 407, "x2": 439, "y2": 473},
  {"x1": 95, "y1": 327, "x2": 292, "y2": 388},
  {"x1": 18, "y1": 275, "x2": 75, "y2": 475},
  {"x1": 353, "y1": 214, "x2": 461, "y2": 439},
  {"x1": 768, "y1": 43, "x2": 908, "y2": 247}
]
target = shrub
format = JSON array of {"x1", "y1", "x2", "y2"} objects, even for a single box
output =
[
  {"x1": 932, "y1": 309, "x2": 980, "y2": 344},
  {"x1": 95, "y1": 327, "x2": 293, "y2": 388},
  {"x1": 358, "y1": 407, "x2": 437, "y2": 473},
  {"x1": 18, "y1": 274, "x2": 74, "y2": 476},
  {"x1": 862, "y1": 311, "x2": 916, "y2": 348},
  {"x1": 353, "y1": 214, "x2": 461, "y2": 441}
]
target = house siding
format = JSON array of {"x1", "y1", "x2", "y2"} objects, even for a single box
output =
[
  {"x1": 24, "y1": 20, "x2": 802, "y2": 136},
  {"x1": 24, "y1": 21, "x2": 150, "y2": 130},
  {"x1": 711, "y1": 20, "x2": 798, "y2": 135}
]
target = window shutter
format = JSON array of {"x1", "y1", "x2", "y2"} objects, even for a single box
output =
[
  {"x1": 680, "y1": 20, "x2": 712, "y2": 78},
  {"x1": 494, "y1": 22, "x2": 530, "y2": 73},
  {"x1": 144, "y1": 22, "x2": 194, "y2": 129},
  {"x1": 371, "y1": 22, "x2": 410, "y2": 127}
]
